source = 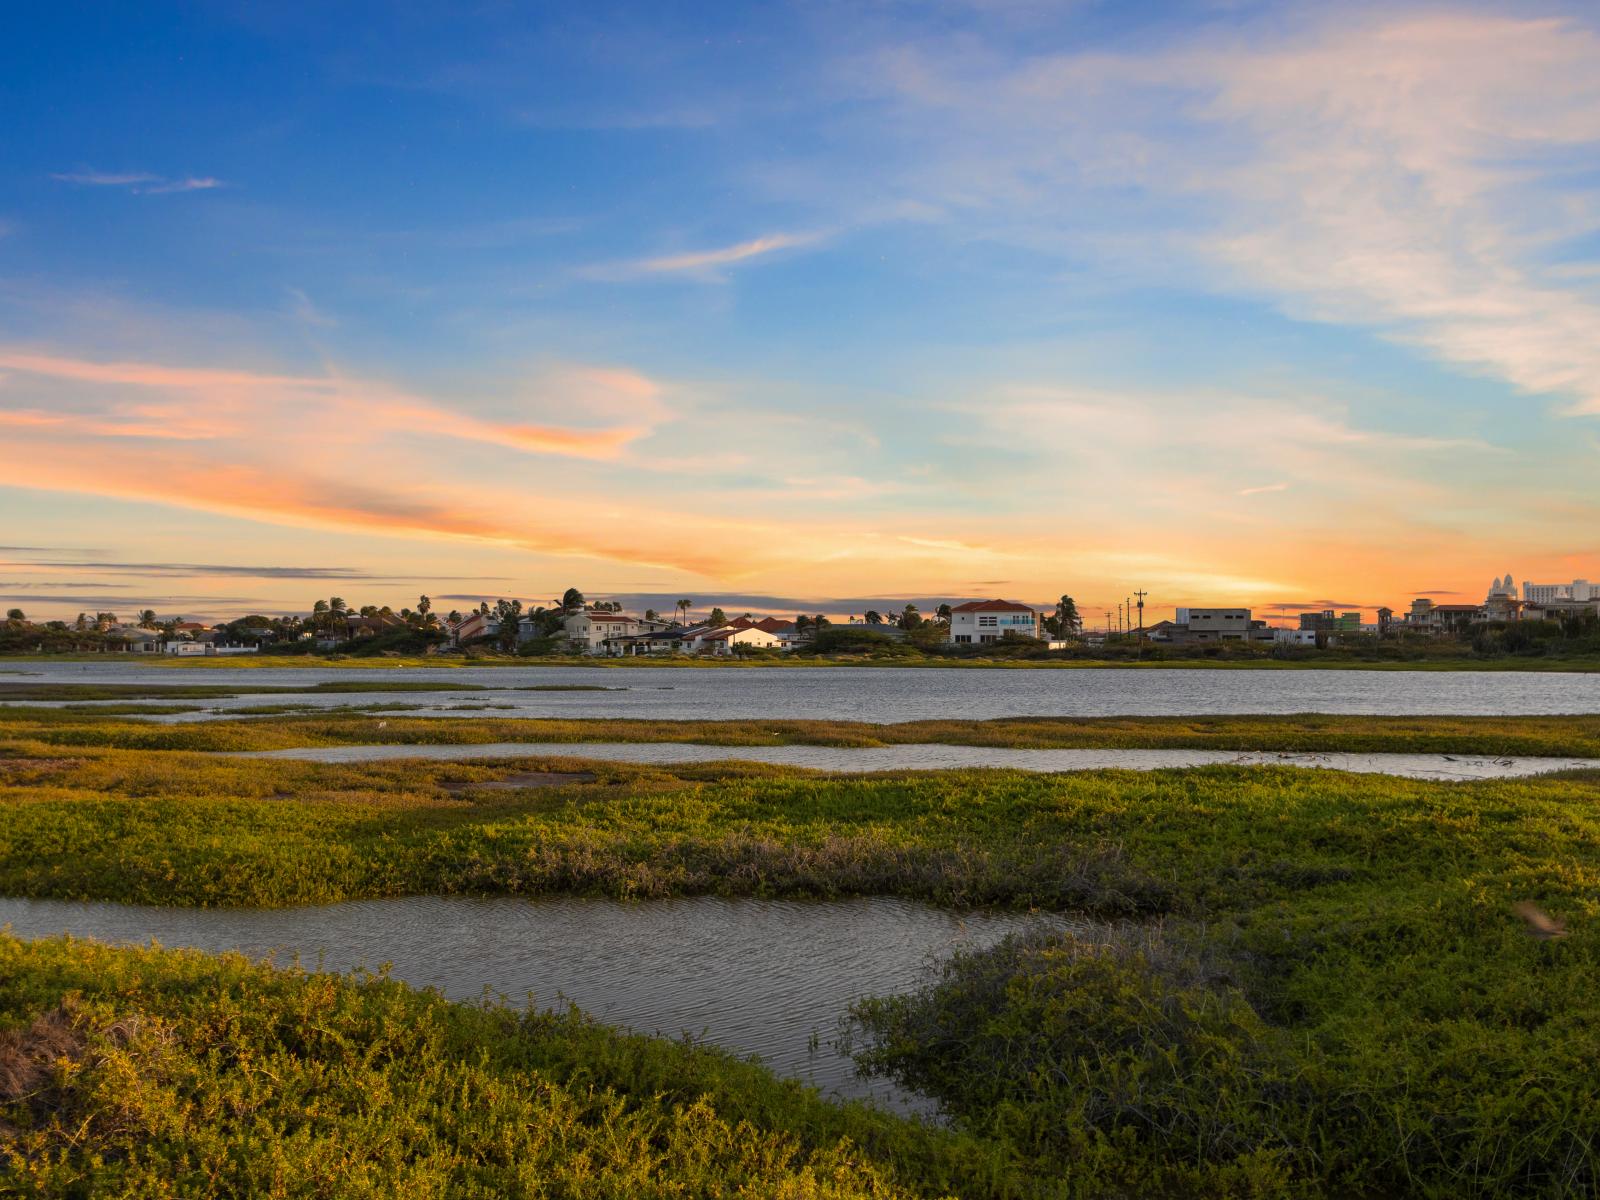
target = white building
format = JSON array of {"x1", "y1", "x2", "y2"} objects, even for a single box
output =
[
  {"x1": 558, "y1": 609, "x2": 674, "y2": 655},
  {"x1": 1272, "y1": 628, "x2": 1318, "y2": 646},
  {"x1": 1523, "y1": 578, "x2": 1595, "y2": 604},
  {"x1": 685, "y1": 625, "x2": 782, "y2": 655},
  {"x1": 948, "y1": 600, "x2": 1040, "y2": 645}
]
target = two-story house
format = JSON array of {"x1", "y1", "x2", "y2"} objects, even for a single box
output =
[{"x1": 947, "y1": 600, "x2": 1040, "y2": 645}]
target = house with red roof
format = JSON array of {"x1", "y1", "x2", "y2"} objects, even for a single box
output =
[
  {"x1": 682, "y1": 624, "x2": 783, "y2": 655},
  {"x1": 947, "y1": 599, "x2": 1040, "y2": 645}
]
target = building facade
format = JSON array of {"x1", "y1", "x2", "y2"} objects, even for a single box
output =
[
  {"x1": 1172, "y1": 608, "x2": 1265, "y2": 641},
  {"x1": 948, "y1": 600, "x2": 1040, "y2": 644},
  {"x1": 1523, "y1": 579, "x2": 1595, "y2": 604}
]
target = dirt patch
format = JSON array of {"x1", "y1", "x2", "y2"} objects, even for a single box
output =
[
  {"x1": 441, "y1": 770, "x2": 598, "y2": 794},
  {"x1": 0, "y1": 1007, "x2": 86, "y2": 1106},
  {"x1": 0, "y1": 757, "x2": 87, "y2": 787}
]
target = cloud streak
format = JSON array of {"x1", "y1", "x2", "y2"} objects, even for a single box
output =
[
  {"x1": 584, "y1": 232, "x2": 822, "y2": 280},
  {"x1": 0, "y1": 351, "x2": 662, "y2": 460},
  {"x1": 51, "y1": 170, "x2": 225, "y2": 195}
]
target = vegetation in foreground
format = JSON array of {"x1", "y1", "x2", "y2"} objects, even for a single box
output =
[
  {"x1": 0, "y1": 936, "x2": 986, "y2": 1198},
  {"x1": 7, "y1": 707, "x2": 1600, "y2": 759},
  {"x1": 2, "y1": 716, "x2": 1598, "y2": 1195}
]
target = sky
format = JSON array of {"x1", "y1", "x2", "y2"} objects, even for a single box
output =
[{"x1": 3, "y1": 0, "x2": 1600, "y2": 627}]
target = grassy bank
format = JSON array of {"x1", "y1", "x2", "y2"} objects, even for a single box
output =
[
  {"x1": 8, "y1": 708, "x2": 1600, "y2": 758},
  {"x1": 4, "y1": 718, "x2": 1599, "y2": 1194},
  {"x1": 0, "y1": 936, "x2": 994, "y2": 1198}
]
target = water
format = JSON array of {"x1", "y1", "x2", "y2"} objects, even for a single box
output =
[
  {"x1": 12, "y1": 659, "x2": 1600, "y2": 719},
  {"x1": 238, "y1": 741, "x2": 1600, "y2": 780},
  {"x1": 0, "y1": 894, "x2": 1070, "y2": 1113}
]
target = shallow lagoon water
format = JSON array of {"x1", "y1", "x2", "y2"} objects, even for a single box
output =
[
  {"x1": 240, "y1": 740, "x2": 1600, "y2": 780},
  {"x1": 0, "y1": 894, "x2": 1073, "y2": 1113},
  {"x1": 16, "y1": 659, "x2": 1600, "y2": 719}
]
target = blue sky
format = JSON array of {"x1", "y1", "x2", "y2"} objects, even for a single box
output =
[{"x1": 3, "y1": 1, "x2": 1599, "y2": 623}]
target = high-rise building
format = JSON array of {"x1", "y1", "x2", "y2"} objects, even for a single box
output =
[{"x1": 1523, "y1": 579, "x2": 1594, "y2": 604}]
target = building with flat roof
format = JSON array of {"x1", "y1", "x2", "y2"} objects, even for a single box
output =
[
  {"x1": 1523, "y1": 578, "x2": 1595, "y2": 604},
  {"x1": 1151, "y1": 608, "x2": 1273, "y2": 643}
]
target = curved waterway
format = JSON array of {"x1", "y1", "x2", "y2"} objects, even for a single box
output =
[
  {"x1": 239, "y1": 741, "x2": 1600, "y2": 780},
  {"x1": 14, "y1": 660, "x2": 1600, "y2": 718},
  {"x1": 0, "y1": 894, "x2": 1073, "y2": 1114}
]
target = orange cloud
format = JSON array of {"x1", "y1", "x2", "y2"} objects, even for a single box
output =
[
  {"x1": 0, "y1": 433, "x2": 728, "y2": 576},
  {"x1": 0, "y1": 350, "x2": 661, "y2": 460},
  {"x1": 0, "y1": 408, "x2": 219, "y2": 439}
]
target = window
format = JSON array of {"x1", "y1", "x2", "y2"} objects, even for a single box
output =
[{"x1": 978, "y1": 615, "x2": 998, "y2": 627}]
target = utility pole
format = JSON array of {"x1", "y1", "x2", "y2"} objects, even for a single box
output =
[{"x1": 1133, "y1": 589, "x2": 1148, "y2": 659}]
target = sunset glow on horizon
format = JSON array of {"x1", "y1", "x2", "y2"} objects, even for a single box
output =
[{"x1": 5, "y1": 3, "x2": 1600, "y2": 626}]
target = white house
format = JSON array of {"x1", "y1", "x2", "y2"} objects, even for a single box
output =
[
  {"x1": 559, "y1": 610, "x2": 667, "y2": 654},
  {"x1": 947, "y1": 600, "x2": 1040, "y2": 645},
  {"x1": 685, "y1": 625, "x2": 782, "y2": 655}
]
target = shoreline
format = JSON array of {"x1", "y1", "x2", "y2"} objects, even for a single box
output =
[{"x1": 5, "y1": 651, "x2": 1600, "y2": 672}]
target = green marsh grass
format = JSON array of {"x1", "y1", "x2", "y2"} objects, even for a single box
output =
[
  {"x1": 3, "y1": 712, "x2": 1599, "y2": 1195},
  {"x1": 7, "y1": 709, "x2": 1600, "y2": 758},
  {"x1": 0, "y1": 936, "x2": 996, "y2": 1198}
]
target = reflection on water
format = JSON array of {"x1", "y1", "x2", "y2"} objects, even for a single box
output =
[
  {"x1": 239, "y1": 741, "x2": 1600, "y2": 780},
  {"x1": 0, "y1": 894, "x2": 1071, "y2": 1113},
  {"x1": 19, "y1": 660, "x2": 1600, "y2": 719}
]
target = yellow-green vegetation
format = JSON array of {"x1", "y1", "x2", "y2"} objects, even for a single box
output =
[
  {"x1": 0, "y1": 936, "x2": 992, "y2": 1198},
  {"x1": 0, "y1": 681, "x2": 607, "y2": 701},
  {"x1": 2, "y1": 714, "x2": 1598, "y2": 1196},
  {"x1": 7, "y1": 708, "x2": 1600, "y2": 758}
]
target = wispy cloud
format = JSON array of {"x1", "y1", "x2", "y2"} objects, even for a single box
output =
[
  {"x1": 0, "y1": 560, "x2": 513, "y2": 582},
  {"x1": 286, "y1": 287, "x2": 338, "y2": 328},
  {"x1": 846, "y1": 11, "x2": 1600, "y2": 414},
  {"x1": 51, "y1": 170, "x2": 159, "y2": 187},
  {"x1": 142, "y1": 176, "x2": 223, "y2": 194},
  {"x1": 0, "y1": 351, "x2": 663, "y2": 460},
  {"x1": 583, "y1": 232, "x2": 823, "y2": 281},
  {"x1": 1239, "y1": 482, "x2": 1289, "y2": 496},
  {"x1": 50, "y1": 170, "x2": 224, "y2": 195}
]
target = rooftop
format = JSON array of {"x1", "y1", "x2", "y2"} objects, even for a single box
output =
[{"x1": 950, "y1": 599, "x2": 1035, "y2": 613}]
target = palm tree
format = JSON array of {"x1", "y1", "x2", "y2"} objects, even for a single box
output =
[
  {"x1": 676, "y1": 599, "x2": 693, "y2": 626},
  {"x1": 138, "y1": 609, "x2": 156, "y2": 627},
  {"x1": 1057, "y1": 594, "x2": 1081, "y2": 636}
]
